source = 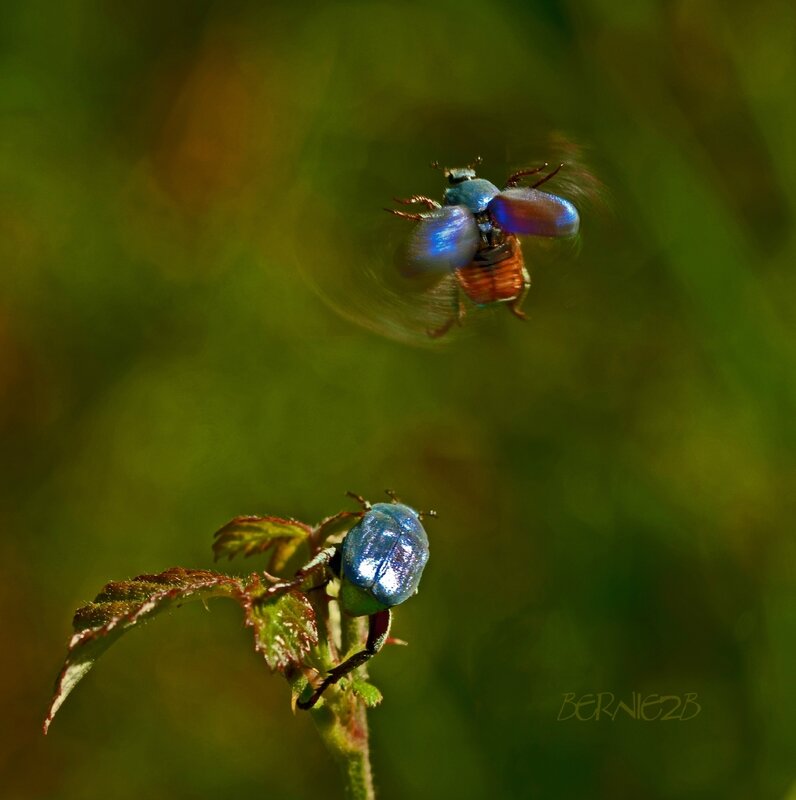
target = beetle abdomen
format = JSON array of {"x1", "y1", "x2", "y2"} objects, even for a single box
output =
[
  {"x1": 456, "y1": 236, "x2": 528, "y2": 306},
  {"x1": 341, "y1": 503, "x2": 429, "y2": 610}
]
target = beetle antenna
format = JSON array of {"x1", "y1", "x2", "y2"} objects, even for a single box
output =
[
  {"x1": 418, "y1": 508, "x2": 437, "y2": 521},
  {"x1": 531, "y1": 162, "x2": 564, "y2": 189},
  {"x1": 469, "y1": 155, "x2": 482, "y2": 169},
  {"x1": 431, "y1": 160, "x2": 454, "y2": 181},
  {"x1": 505, "y1": 162, "x2": 548, "y2": 188},
  {"x1": 345, "y1": 491, "x2": 371, "y2": 511}
]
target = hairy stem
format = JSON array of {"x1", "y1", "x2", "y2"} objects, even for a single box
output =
[
  {"x1": 310, "y1": 598, "x2": 374, "y2": 799},
  {"x1": 312, "y1": 697, "x2": 373, "y2": 800}
]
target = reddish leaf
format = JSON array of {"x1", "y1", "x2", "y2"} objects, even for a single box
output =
[
  {"x1": 44, "y1": 568, "x2": 244, "y2": 733},
  {"x1": 44, "y1": 563, "x2": 331, "y2": 734},
  {"x1": 245, "y1": 584, "x2": 319, "y2": 673},
  {"x1": 213, "y1": 515, "x2": 311, "y2": 572}
]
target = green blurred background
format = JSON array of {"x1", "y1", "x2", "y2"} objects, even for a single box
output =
[{"x1": 2, "y1": 1, "x2": 794, "y2": 798}]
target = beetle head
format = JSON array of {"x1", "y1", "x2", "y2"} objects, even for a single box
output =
[
  {"x1": 431, "y1": 156, "x2": 482, "y2": 185},
  {"x1": 445, "y1": 166, "x2": 476, "y2": 184}
]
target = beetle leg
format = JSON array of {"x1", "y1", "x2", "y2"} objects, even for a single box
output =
[
  {"x1": 345, "y1": 491, "x2": 371, "y2": 511},
  {"x1": 508, "y1": 303, "x2": 527, "y2": 320},
  {"x1": 393, "y1": 195, "x2": 441, "y2": 209},
  {"x1": 386, "y1": 195, "x2": 441, "y2": 220},
  {"x1": 508, "y1": 265, "x2": 531, "y2": 320},
  {"x1": 427, "y1": 291, "x2": 467, "y2": 339},
  {"x1": 384, "y1": 488, "x2": 402, "y2": 504},
  {"x1": 531, "y1": 163, "x2": 563, "y2": 189},
  {"x1": 275, "y1": 545, "x2": 340, "y2": 589},
  {"x1": 427, "y1": 314, "x2": 457, "y2": 339},
  {"x1": 297, "y1": 609, "x2": 392, "y2": 710},
  {"x1": 385, "y1": 208, "x2": 426, "y2": 221},
  {"x1": 505, "y1": 163, "x2": 548, "y2": 188}
]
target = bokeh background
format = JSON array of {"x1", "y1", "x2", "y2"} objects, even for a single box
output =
[{"x1": 2, "y1": 1, "x2": 795, "y2": 798}]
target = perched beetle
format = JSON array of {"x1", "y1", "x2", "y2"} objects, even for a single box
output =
[
  {"x1": 388, "y1": 158, "x2": 580, "y2": 337},
  {"x1": 297, "y1": 492, "x2": 431, "y2": 710}
]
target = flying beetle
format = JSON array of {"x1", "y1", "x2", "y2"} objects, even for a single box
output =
[
  {"x1": 388, "y1": 158, "x2": 580, "y2": 338},
  {"x1": 297, "y1": 491, "x2": 431, "y2": 710}
]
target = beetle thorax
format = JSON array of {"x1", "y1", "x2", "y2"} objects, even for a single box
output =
[{"x1": 443, "y1": 177, "x2": 500, "y2": 214}]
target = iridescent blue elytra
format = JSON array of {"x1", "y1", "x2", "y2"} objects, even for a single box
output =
[{"x1": 340, "y1": 502, "x2": 429, "y2": 616}]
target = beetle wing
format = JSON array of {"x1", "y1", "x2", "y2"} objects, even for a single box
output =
[
  {"x1": 488, "y1": 187, "x2": 579, "y2": 237},
  {"x1": 400, "y1": 205, "x2": 480, "y2": 277}
]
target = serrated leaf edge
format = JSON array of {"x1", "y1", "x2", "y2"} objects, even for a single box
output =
[{"x1": 44, "y1": 570, "x2": 244, "y2": 734}]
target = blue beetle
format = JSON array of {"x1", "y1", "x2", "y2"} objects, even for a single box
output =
[
  {"x1": 389, "y1": 159, "x2": 580, "y2": 337},
  {"x1": 340, "y1": 501, "x2": 430, "y2": 615},
  {"x1": 297, "y1": 492, "x2": 431, "y2": 709}
]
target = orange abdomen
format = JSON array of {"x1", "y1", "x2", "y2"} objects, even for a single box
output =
[{"x1": 455, "y1": 236, "x2": 528, "y2": 306}]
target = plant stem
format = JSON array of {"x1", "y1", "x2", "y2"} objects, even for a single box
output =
[
  {"x1": 311, "y1": 604, "x2": 374, "y2": 798},
  {"x1": 312, "y1": 697, "x2": 374, "y2": 800}
]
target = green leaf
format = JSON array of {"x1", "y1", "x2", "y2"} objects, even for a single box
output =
[
  {"x1": 246, "y1": 585, "x2": 318, "y2": 673},
  {"x1": 44, "y1": 568, "x2": 244, "y2": 734},
  {"x1": 350, "y1": 677, "x2": 383, "y2": 708},
  {"x1": 213, "y1": 515, "x2": 312, "y2": 572}
]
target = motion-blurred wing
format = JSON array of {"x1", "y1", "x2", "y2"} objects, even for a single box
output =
[
  {"x1": 401, "y1": 206, "x2": 480, "y2": 276},
  {"x1": 488, "y1": 188, "x2": 579, "y2": 237}
]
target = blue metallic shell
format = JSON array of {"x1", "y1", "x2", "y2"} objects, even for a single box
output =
[
  {"x1": 488, "y1": 187, "x2": 580, "y2": 237},
  {"x1": 341, "y1": 503, "x2": 429, "y2": 608},
  {"x1": 443, "y1": 178, "x2": 500, "y2": 214},
  {"x1": 402, "y1": 206, "x2": 480, "y2": 276}
]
